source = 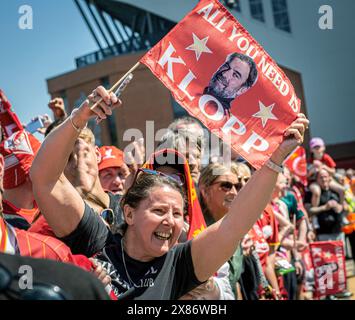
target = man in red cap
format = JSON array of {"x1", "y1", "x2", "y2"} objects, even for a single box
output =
[
  {"x1": 0, "y1": 90, "x2": 41, "y2": 230},
  {"x1": 308, "y1": 137, "x2": 336, "y2": 176},
  {"x1": 307, "y1": 136, "x2": 344, "y2": 211},
  {"x1": 98, "y1": 146, "x2": 130, "y2": 195}
]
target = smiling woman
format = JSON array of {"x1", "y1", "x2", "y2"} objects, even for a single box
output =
[
  {"x1": 60, "y1": 172, "x2": 196, "y2": 299},
  {"x1": 29, "y1": 85, "x2": 308, "y2": 300},
  {"x1": 199, "y1": 162, "x2": 241, "y2": 223}
]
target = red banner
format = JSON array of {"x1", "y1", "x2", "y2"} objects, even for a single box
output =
[
  {"x1": 309, "y1": 241, "x2": 347, "y2": 298},
  {"x1": 0, "y1": 89, "x2": 23, "y2": 138},
  {"x1": 141, "y1": 0, "x2": 301, "y2": 168},
  {"x1": 301, "y1": 248, "x2": 315, "y2": 292},
  {"x1": 285, "y1": 146, "x2": 308, "y2": 185}
]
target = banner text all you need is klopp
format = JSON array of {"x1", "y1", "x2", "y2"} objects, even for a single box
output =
[{"x1": 141, "y1": 0, "x2": 301, "y2": 168}]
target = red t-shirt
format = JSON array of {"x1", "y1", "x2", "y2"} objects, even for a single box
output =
[
  {"x1": 1, "y1": 216, "x2": 93, "y2": 269},
  {"x1": 28, "y1": 215, "x2": 56, "y2": 237},
  {"x1": 2, "y1": 199, "x2": 39, "y2": 225},
  {"x1": 15, "y1": 228, "x2": 74, "y2": 263},
  {"x1": 248, "y1": 205, "x2": 279, "y2": 270},
  {"x1": 309, "y1": 153, "x2": 336, "y2": 168},
  {"x1": 0, "y1": 218, "x2": 115, "y2": 296}
]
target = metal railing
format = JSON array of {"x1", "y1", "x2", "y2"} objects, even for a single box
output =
[{"x1": 75, "y1": 32, "x2": 166, "y2": 68}]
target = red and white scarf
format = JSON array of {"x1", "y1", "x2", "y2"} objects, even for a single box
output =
[{"x1": 0, "y1": 218, "x2": 19, "y2": 255}]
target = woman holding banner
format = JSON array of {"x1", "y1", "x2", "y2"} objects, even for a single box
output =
[{"x1": 30, "y1": 85, "x2": 308, "y2": 299}]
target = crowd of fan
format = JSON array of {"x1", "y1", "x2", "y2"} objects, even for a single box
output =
[{"x1": 0, "y1": 86, "x2": 353, "y2": 300}]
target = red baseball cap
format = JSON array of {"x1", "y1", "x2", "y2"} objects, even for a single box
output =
[
  {"x1": 98, "y1": 146, "x2": 124, "y2": 171},
  {"x1": 0, "y1": 130, "x2": 41, "y2": 189}
]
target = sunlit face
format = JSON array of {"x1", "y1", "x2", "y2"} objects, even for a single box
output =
[
  {"x1": 311, "y1": 145, "x2": 325, "y2": 160},
  {"x1": 237, "y1": 166, "x2": 251, "y2": 188},
  {"x1": 99, "y1": 164, "x2": 130, "y2": 195},
  {"x1": 185, "y1": 148, "x2": 201, "y2": 184},
  {"x1": 126, "y1": 186, "x2": 184, "y2": 259},
  {"x1": 208, "y1": 57, "x2": 251, "y2": 99},
  {"x1": 64, "y1": 138, "x2": 98, "y2": 191},
  {"x1": 274, "y1": 173, "x2": 287, "y2": 196},
  {"x1": 317, "y1": 169, "x2": 331, "y2": 190},
  {"x1": 203, "y1": 172, "x2": 239, "y2": 221}
]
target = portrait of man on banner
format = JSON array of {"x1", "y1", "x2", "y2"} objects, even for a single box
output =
[
  {"x1": 204, "y1": 52, "x2": 258, "y2": 116},
  {"x1": 141, "y1": 0, "x2": 302, "y2": 168}
]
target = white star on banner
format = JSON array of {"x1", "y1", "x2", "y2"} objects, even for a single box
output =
[
  {"x1": 324, "y1": 251, "x2": 332, "y2": 259},
  {"x1": 186, "y1": 33, "x2": 213, "y2": 61},
  {"x1": 252, "y1": 101, "x2": 278, "y2": 127}
]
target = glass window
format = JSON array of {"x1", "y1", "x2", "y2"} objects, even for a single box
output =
[
  {"x1": 249, "y1": 0, "x2": 265, "y2": 22},
  {"x1": 101, "y1": 77, "x2": 118, "y2": 146},
  {"x1": 224, "y1": 0, "x2": 241, "y2": 12},
  {"x1": 88, "y1": 118, "x2": 102, "y2": 146},
  {"x1": 59, "y1": 90, "x2": 69, "y2": 114},
  {"x1": 171, "y1": 96, "x2": 188, "y2": 119},
  {"x1": 271, "y1": 0, "x2": 291, "y2": 33},
  {"x1": 101, "y1": 76, "x2": 110, "y2": 89}
]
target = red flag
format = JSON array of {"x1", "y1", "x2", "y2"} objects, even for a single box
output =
[
  {"x1": 309, "y1": 241, "x2": 347, "y2": 298},
  {"x1": 0, "y1": 89, "x2": 23, "y2": 138},
  {"x1": 301, "y1": 248, "x2": 315, "y2": 292},
  {"x1": 285, "y1": 146, "x2": 308, "y2": 185},
  {"x1": 141, "y1": 0, "x2": 301, "y2": 169}
]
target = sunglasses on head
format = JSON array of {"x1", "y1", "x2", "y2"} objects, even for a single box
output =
[
  {"x1": 100, "y1": 208, "x2": 115, "y2": 226},
  {"x1": 212, "y1": 181, "x2": 243, "y2": 192},
  {"x1": 138, "y1": 168, "x2": 185, "y2": 187}
]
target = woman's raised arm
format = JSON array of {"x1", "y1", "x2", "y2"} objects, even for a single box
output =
[
  {"x1": 191, "y1": 114, "x2": 309, "y2": 282},
  {"x1": 30, "y1": 87, "x2": 121, "y2": 237}
]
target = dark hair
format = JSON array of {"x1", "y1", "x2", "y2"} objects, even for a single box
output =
[
  {"x1": 227, "y1": 53, "x2": 258, "y2": 89},
  {"x1": 120, "y1": 172, "x2": 185, "y2": 216}
]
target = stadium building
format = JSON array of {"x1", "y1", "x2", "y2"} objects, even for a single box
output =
[{"x1": 46, "y1": 0, "x2": 355, "y2": 167}]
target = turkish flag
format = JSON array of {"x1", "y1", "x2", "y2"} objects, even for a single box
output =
[
  {"x1": 309, "y1": 241, "x2": 347, "y2": 298},
  {"x1": 141, "y1": 0, "x2": 301, "y2": 169},
  {"x1": 285, "y1": 146, "x2": 308, "y2": 185}
]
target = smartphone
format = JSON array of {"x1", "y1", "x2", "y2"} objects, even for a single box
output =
[
  {"x1": 114, "y1": 73, "x2": 133, "y2": 98},
  {"x1": 25, "y1": 117, "x2": 44, "y2": 134},
  {"x1": 95, "y1": 73, "x2": 133, "y2": 124}
]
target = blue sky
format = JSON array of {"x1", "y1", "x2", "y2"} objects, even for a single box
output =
[{"x1": 0, "y1": 0, "x2": 97, "y2": 130}]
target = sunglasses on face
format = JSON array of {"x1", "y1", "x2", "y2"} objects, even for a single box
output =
[
  {"x1": 212, "y1": 181, "x2": 243, "y2": 192},
  {"x1": 100, "y1": 208, "x2": 115, "y2": 226},
  {"x1": 238, "y1": 176, "x2": 250, "y2": 184},
  {"x1": 138, "y1": 168, "x2": 185, "y2": 187}
]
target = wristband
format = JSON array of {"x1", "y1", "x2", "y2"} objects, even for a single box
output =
[
  {"x1": 70, "y1": 109, "x2": 87, "y2": 133},
  {"x1": 265, "y1": 159, "x2": 284, "y2": 174}
]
